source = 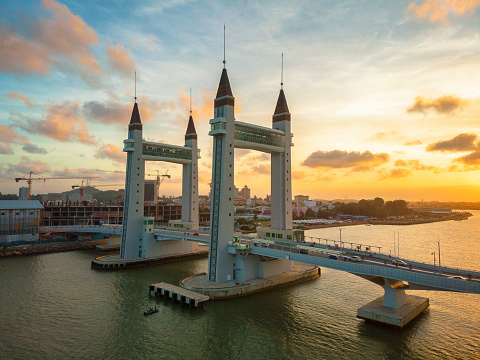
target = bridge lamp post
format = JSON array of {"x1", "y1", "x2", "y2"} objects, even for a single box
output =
[
  {"x1": 339, "y1": 227, "x2": 344, "y2": 256},
  {"x1": 431, "y1": 251, "x2": 436, "y2": 274}
]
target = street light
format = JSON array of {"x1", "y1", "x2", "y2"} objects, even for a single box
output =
[
  {"x1": 339, "y1": 227, "x2": 344, "y2": 256},
  {"x1": 431, "y1": 251, "x2": 436, "y2": 274}
]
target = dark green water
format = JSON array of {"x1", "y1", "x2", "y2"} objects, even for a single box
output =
[{"x1": 1, "y1": 214, "x2": 480, "y2": 359}]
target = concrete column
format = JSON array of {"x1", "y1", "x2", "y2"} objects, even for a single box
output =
[
  {"x1": 382, "y1": 278, "x2": 408, "y2": 308},
  {"x1": 208, "y1": 99, "x2": 235, "y2": 282}
]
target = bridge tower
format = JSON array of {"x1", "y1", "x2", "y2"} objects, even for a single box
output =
[
  {"x1": 208, "y1": 67, "x2": 236, "y2": 282},
  {"x1": 182, "y1": 115, "x2": 199, "y2": 224},
  {"x1": 120, "y1": 102, "x2": 145, "y2": 259},
  {"x1": 271, "y1": 88, "x2": 292, "y2": 231}
]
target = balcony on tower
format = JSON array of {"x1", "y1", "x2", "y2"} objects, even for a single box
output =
[
  {"x1": 123, "y1": 139, "x2": 135, "y2": 152},
  {"x1": 209, "y1": 117, "x2": 227, "y2": 136}
]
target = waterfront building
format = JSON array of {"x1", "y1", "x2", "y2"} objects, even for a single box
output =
[
  {"x1": 294, "y1": 195, "x2": 309, "y2": 206},
  {"x1": 0, "y1": 200, "x2": 43, "y2": 243},
  {"x1": 19, "y1": 187, "x2": 28, "y2": 201}
]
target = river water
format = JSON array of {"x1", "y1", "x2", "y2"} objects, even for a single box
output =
[{"x1": 1, "y1": 212, "x2": 479, "y2": 359}]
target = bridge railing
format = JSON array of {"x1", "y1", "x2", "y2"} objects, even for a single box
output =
[{"x1": 250, "y1": 244, "x2": 480, "y2": 294}]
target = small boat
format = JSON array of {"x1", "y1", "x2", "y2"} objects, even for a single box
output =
[{"x1": 144, "y1": 307, "x2": 159, "y2": 316}]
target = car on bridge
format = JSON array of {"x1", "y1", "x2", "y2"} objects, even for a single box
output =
[
  {"x1": 448, "y1": 276, "x2": 466, "y2": 280},
  {"x1": 328, "y1": 254, "x2": 339, "y2": 260},
  {"x1": 350, "y1": 256, "x2": 361, "y2": 262},
  {"x1": 392, "y1": 259, "x2": 408, "y2": 267}
]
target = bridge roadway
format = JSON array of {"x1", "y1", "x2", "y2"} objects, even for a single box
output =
[{"x1": 42, "y1": 225, "x2": 480, "y2": 294}]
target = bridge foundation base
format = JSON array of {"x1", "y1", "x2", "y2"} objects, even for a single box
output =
[
  {"x1": 91, "y1": 249, "x2": 208, "y2": 270},
  {"x1": 357, "y1": 294, "x2": 429, "y2": 329},
  {"x1": 180, "y1": 263, "x2": 320, "y2": 299}
]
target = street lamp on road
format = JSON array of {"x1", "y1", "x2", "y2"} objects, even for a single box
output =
[
  {"x1": 431, "y1": 251, "x2": 436, "y2": 274},
  {"x1": 339, "y1": 227, "x2": 344, "y2": 256}
]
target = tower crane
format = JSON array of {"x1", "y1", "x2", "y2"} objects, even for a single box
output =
[{"x1": 15, "y1": 172, "x2": 99, "y2": 200}]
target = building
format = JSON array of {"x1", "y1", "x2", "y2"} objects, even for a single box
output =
[
  {"x1": 40, "y1": 204, "x2": 210, "y2": 227},
  {"x1": 294, "y1": 195, "x2": 309, "y2": 206},
  {"x1": 0, "y1": 200, "x2": 43, "y2": 243},
  {"x1": 144, "y1": 180, "x2": 156, "y2": 203},
  {"x1": 19, "y1": 187, "x2": 28, "y2": 201},
  {"x1": 240, "y1": 185, "x2": 250, "y2": 199}
]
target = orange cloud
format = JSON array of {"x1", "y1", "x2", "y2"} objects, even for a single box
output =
[
  {"x1": 0, "y1": 0, "x2": 104, "y2": 84},
  {"x1": 15, "y1": 101, "x2": 96, "y2": 144},
  {"x1": 0, "y1": 144, "x2": 13, "y2": 155},
  {"x1": 95, "y1": 143, "x2": 125, "y2": 163},
  {"x1": 455, "y1": 150, "x2": 480, "y2": 165},
  {"x1": 0, "y1": 29, "x2": 51, "y2": 75},
  {"x1": 406, "y1": 0, "x2": 480, "y2": 23},
  {"x1": 6, "y1": 155, "x2": 51, "y2": 175},
  {"x1": 370, "y1": 131, "x2": 399, "y2": 141},
  {"x1": 404, "y1": 140, "x2": 423, "y2": 146},
  {"x1": 426, "y1": 133, "x2": 477, "y2": 152},
  {"x1": 407, "y1": 95, "x2": 469, "y2": 115},
  {"x1": 380, "y1": 168, "x2": 412, "y2": 179},
  {"x1": 0, "y1": 124, "x2": 28, "y2": 144},
  {"x1": 394, "y1": 159, "x2": 437, "y2": 171},
  {"x1": 238, "y1": 164, "x2": 270, "y2": 176},
  {"x1": 106, "y1": 43, "x2": 136, "y2": 75},
  {"x1": 83, "y1": 94, "x2": 175, "y2": 125},
  {"x1": 5, "y1": 90, "x2": 35, "y2": 108},
  {"x1": 302, "y1": 150, "x2": 390, "y2": 170}
]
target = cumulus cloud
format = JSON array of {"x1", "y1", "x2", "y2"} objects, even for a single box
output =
[
  {"x1": 95, "y1": 143, "x2": 125, "y2": 163},
  {"x1": 0, "y1": 0, "x2": 115, "y2": 85},
  {"x1": 177, "y1": 87, "x2": 220, "y2": 124},
  {"x1": 394, "y1": 159, "x2": 437, "y2": 171},
  {"x1": 238, "y1": 164, "x2": 270, "y2": 176},
  {"x1": 404, "y1": 140, "x2": 423, "y2": 146},
  {"x1": 0, "y1": 124, "x2": 28, "y2": 144},
  {"x1": 5, "y1": 90, "x2": 35, "y2": 108},
  {"x1": 0, "y1": 28, "x2": 51, "y2": 75},
  {"x1": 370, "y1": 131, "x2": 399, "y2": 141},
  {"x1": 22, "y1": 143, "x2": 48, "y2": 154},
  {"x1": 455, "y1": 150, "x2": 480, "y2": 165},
  {"x1": 407, "y1": 95, "x2": 468, "y2": 115},
  {"x1": 426, "y1": 133, "x2": 477, "y2": 152},
  {"x1": 380, "y1": 168, "x2": 412, "y2": 179},
  {"x1": 406, "y1": 0, "x2": 480, "y2": 23},
  {"x1": 5, "y1": 156, "x2": 51, "y2": 175},
  {"x1": 106, "y1": 43, "x2": 136, "y2": 75},
  {"x1": 301, "y1": 150, "x2": 390, "y2": 170},
  {"x1": 83, "y1": 101, "x2": 131, "y2": 124},
  {"x1": 0, "y1": 144, "x2": 13, "y2": 155},
  {"x1": 14, "y1": 101, "x2": 97, "y2": 145}
]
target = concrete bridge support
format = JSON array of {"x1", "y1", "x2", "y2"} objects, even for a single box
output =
[{"x1": 357, "y1": 277, "x2": 429, "y2": 329}]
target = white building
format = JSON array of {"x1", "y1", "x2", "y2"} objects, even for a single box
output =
[{"x1": 0, "y1": 200, "x2": 43, "y2": 243}]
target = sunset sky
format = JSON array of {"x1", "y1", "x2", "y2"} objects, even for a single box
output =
[{"x1": 1, "y1": 0, "x2": 480, "y2": 202}]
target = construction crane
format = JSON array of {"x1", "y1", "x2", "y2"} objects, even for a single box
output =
[
  {"x1": 15, "y1": 172, "x2": 100, "y2": 200},
  {"x1": 71, "y1": 182, "x2": 124, "y2": 203},
  {"x1": 150, "y1": 170, "x2": 170, "y2": 225}
]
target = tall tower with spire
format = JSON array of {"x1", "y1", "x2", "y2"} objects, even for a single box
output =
[
  {"x1": 208, "y1": 66, "x2": 236, "y2": 282},
  {"x1": 120, "y1": 102, "x2": 146, "y2": 259},
  {"x1": 182, "y1": 113, "x2": 199, "y2": 224},
  {"x1": 271, "y1": 76, "x2": 293, "y2": 231}
]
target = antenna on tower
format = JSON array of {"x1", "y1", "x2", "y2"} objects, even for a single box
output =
[
  {"x1": 134, "y1": 71, "x2": 137, "y2": 103},
  {"x1": 281, "y1": 53, "x2": 284, "y2": 89},
  {"x1": 190, "y1": 88, "x2": 192, "y2": 115},
  {"x1": 223, "y1": 24, "x2": 226, "y2": 68}
]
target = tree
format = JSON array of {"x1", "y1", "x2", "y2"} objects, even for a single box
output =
[{"x1": 305, "y1": 208, "x2": 316, "y2": 218}]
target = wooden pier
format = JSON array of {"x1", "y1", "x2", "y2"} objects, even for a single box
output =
[{"x1": 149, "y1": 282, "x2": 209, "y2": 308}]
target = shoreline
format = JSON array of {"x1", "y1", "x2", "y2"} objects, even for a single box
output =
[
  {"x1": 0, "y1": 239, "x2": 109, "y2": 259},
  {"x1": 296, "y1": 214, "x2": 470, "y2": 230}
]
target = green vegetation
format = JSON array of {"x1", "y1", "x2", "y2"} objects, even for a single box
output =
[
  {"x1": 314, "y1": 198, "x2": 412, "y2": 219},
  {"x1": 0, "y1": 193, "x2": 19, "y2": 200}
]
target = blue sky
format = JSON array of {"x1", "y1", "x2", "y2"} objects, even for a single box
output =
[{"x1": 1, "y1": 0, "x2": 480, "y2": 201}]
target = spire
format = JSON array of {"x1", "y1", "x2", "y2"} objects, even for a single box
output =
[
  {"x1": 186, "y1": 115, "x2": 196, "y2": 135},
  {"x1": 185, "y1": 115, "x2": 197, "y2": 140},
  {"x1": 274, "y1": 89, "x2": 289, "y2": 115},
  {"x1": 216, "y1": 68, "x2": 233, "y2": 98},
  {"x1": 129, "y1": 103, "x2": 142, "y2": 131}
]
